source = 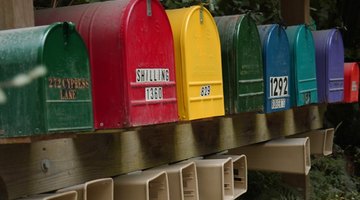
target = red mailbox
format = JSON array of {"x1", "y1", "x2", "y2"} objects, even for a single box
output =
[
  {"x1": 36, "y1": 0, "x2": 178, "y2": 129},
  {"x1": 344, "y1": 63, "x2": 359, "y2": 103}
]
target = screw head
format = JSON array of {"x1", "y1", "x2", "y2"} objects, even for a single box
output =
[{"x1": 41, "y1": 159, "x2": 50, "y2": 173}]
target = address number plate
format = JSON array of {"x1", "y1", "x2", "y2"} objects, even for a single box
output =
[
  {"x1": 200, "y1": 85, "x2": 211, "y2": 97},
  {"x1": 270, "y1": 76, "x2": 288, "y2": 98},
  {"x1": 145, "y1": 87, "x2": 163, "y2": 101}
]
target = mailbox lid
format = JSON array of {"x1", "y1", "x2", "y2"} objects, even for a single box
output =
[
  {"x1": 0, "y1": 26, "x2": 46, "y2": 137},
  {"x1": 0, "y1": 23, "x2": 93, "y2": 138},
  {"x1": 286, "y1": 25, "x2": 318, "y2": 106},
  {"x1": 124, "y1": 0, "x2": 178, "y2": 126},
  {"x1": 43, "y1": 23, "x2": 93, "y2": 132},
  {"x1": 166, "y1": 6, "x2": 224, "y2": 120},
  {"x1": 344, "y1": 63, "x2": 359, "y2": 103},
  {"x1": 215, "y1": 14, "x2": 264, "y2": 114},
  {"x1": 258, "y1": 24, "x2": 291, "y2": 113},
  {"x1": 312, "y1": 29, "x2": 344, "y2": 103},
  {"x1": 36, "y1": 0, "x2": 178, "y2": 128}
]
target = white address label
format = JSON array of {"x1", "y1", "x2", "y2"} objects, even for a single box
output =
[
  {"x1": 136, "y1": 68, "x2": 170, "y2": 83},
  {"x1": 271, "y1": 98, "x2": 286, "y2": 109},
  {"x1": 270, "y1": 76, "x2": 288, "y2": 98},
  {"x1": 200, "y1": 85, "x2": 211, "y2": 96},
  {"x1": 304, "y1": 92, "x2": 311, "y2": 104},
  {"x1": 145, "y1": 87, "x2": 163, "y2": 101}
]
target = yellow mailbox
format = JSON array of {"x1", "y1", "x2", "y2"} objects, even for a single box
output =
[{"x1": 166, "y1": 6, "x2": 224, "y2": 120}]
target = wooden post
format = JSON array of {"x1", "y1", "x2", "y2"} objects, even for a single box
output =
[
  {"x1": 280, "y1": 0, "x2": 310, "y2": 25},
  {"x1": 282, "y1": 173, "x2": 311, "y2": 200},
  {"x1": 0, "y1": 0, "x2": 34, "y2": 30}
]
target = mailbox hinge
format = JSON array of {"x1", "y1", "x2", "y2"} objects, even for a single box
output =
[
  {"x1": 147, "y1": 0, "x2": 152, "y2": 16},
  {"x1": 200, "y1": 3, "x2": 204, "y2": 24}
]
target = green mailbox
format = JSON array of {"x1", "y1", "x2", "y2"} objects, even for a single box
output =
[
  {"x1": 0, "y1": 22, "x2": 93, "y2": 138},
  {"x1": 215, "y1": 14, "x2": 264, "y2": 114}
]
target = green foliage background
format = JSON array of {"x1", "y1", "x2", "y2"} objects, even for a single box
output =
[{"x1": 34, "y1": 0, "x2": 360, "y2": 61}]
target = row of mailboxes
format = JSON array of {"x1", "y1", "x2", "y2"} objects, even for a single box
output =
[
  {"x1": 36, "y1": 0, "x2": 179, "y2": 129},
  {"x1": 36, "y1": 2, "x2": 225, "y2": 125},
  {"x1": 0, "y1": 0, "x2": 355, "y2": 138},
  {"x1": 0, "y1": 2, "x2": 225, "y2": 138},
  {"x1": 215, "y1": 16, "x2": 346, "y2": 114}
]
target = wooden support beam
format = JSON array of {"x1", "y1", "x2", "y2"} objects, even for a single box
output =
[
  {"x1": 290, "y1": 128, "x2": 335, "y2": 156},
  {"x1": 0, "y1": 105, "x2": 325, "y2": 199},
  {"x1": 228, "y1": 138, "x2": 311, "y2": 174},
  {"x1": 280, "y1": 0, "x2": 310, "y2": 25},
  {"x1": 0, "y1": 0, "x2": 34, "y2": 30}
]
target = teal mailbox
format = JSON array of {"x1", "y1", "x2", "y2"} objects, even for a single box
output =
[{"x1": 286, "y1": 25, "x2": 318, "y2": 106}]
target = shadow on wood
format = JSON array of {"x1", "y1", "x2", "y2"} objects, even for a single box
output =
[{"x1": 0, "y1": 175, "x2": 8, "y2": 200}]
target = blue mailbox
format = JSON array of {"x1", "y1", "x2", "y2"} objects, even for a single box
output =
[
  {"x1": 286, "y1": 25, "x2": 318, "y2": 106},
  {"x1": 258, "y1": 24, "x2": 291, "y2": 113}
]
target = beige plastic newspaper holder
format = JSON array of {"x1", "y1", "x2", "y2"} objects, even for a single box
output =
[
  {"x1": 57, "y1": 178, "x2": 113, "y2": 200},
  {"x1": 192, "y1": 158, "x2": 233, "y2": 200},
  {"x1": 19, "y1": 191, "x2": 77, "y2": 200},
  {"x1": 147, "y1": 162, "x2": 199, "y2": 200},
  {"x1": 206, "y1": 155, "x2": 247, "y2": 199},
  {"x1": 113, "y1": 171, "x2": 169, "y2": 200},
  {"x1": 290, "y1": 128, "x2": 334, "y2": 156},
  {"x1": 228, "y1": 138, "x2": 311, "y2": 175}
]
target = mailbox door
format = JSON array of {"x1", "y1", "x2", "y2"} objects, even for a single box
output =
[
  {"x1": 0, "y1": 23, "x2": 92, "y2": 138},
  {"x1": 217, "y1": 15, "x2": 263, "y2": 114},
  {"x1": 286, "y1": 25, "x2": 318, "y2": 106},
  {"x1": 183, "y1": 6, "x2": 224, "y2": 120},
  {"x1": 344, "y1": 63, "x2": 359, "y2": 103},
  {"x1": 313, "y1": 30, "x2": 327, "y2": 103},
  {"x1": 326, "y1": 30, "x2": 344, "y2": 103},
  {"x1": 167, "y1": 6, "x2": 224, "y2": 120},
  {"x1": 124, "y1": 0, "x2": 178, "y2": 126},
  {"x1": 237, "y1": 15, "x2": 264, "y2": 113},
  {"x1": 313, "y1": 29, "x2": 344, "y2": 103},
  {"x1": 43, "y1": 23, "x2": 93, "y2": 132},
  {"x1": 258, "y1": 24, "x2": 291, "y2": 113}
]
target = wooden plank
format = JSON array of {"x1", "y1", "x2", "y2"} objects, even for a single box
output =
[
  {"x1": 0, "y1": 134, "x2": 75, "y2": 145},
  {"x1": 0, "y1": 133, "x2": 76, "y2": 145},
  {"x1": 280, "y1": 0, "x2": 310, "y2": 25},
  {"x1": 0, "y1": 0, "x2": 34, "y2": 30},
  {"x1": 0, "y1": 105, "x2": 325, "y2": 199}
]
